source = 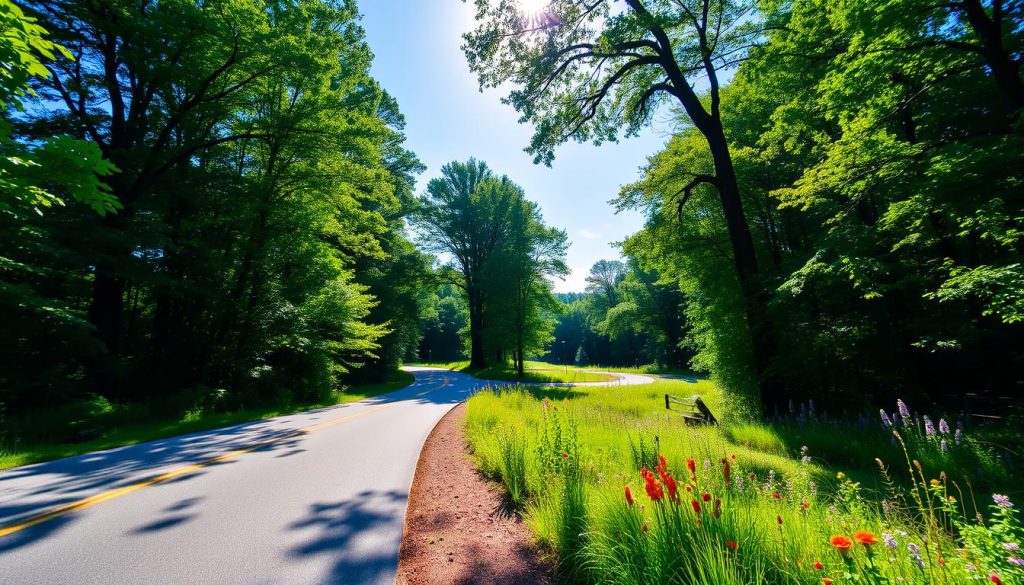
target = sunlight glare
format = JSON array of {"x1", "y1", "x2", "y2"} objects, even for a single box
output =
[{"x1": 517, "y1": 0, "x2": 549, "y2": 17}]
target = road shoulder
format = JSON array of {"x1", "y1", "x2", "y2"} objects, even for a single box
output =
[{"x1": 397, "y1": 402, "x2": 554, "y2": 585}]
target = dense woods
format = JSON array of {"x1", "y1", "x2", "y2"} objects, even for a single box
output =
[
  {"x1": 1, "y1": 0, "x2": 429, "y2": 434},
  {"x1": 465, "y1": 0, "x2": 1024, "y2": 415}
]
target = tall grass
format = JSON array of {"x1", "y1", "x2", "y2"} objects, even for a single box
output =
[{"x1": 464, "y1": 380, "x2": 1023, "y2": 584}]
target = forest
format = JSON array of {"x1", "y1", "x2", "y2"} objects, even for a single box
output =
[{"x1": 2, "y1": 0, "x2": 1022, "y2": 455}]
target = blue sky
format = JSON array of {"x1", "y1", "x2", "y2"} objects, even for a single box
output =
[{"x1": 359, "y1": 1, "x2": 669, "y2": 292}]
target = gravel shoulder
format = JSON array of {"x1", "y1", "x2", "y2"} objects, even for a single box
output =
[{"x1": 397, "y1": 402, "x2": 554, "y2": 585}]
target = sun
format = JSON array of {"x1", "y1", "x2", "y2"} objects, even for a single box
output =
[{"x1": 517, "y1": 0, "x2": 549, "y2": 17}]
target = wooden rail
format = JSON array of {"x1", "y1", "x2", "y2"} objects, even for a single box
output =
[{"x1": 665, "y1": 394, "x2": 718, "y2": 426}]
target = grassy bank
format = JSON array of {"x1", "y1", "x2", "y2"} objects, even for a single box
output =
[
  {"x1": 409, "y1": 359, "x2": 615, "y2": 384},
  {"x1": 464, "y1": 379, "x2": 1022, "y2": 584},
  {"x1": 0, "y1": 370, "x2": 414, "y2": 471}
]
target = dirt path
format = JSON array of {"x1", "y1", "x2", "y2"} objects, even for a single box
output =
[{"x1": 397, "y1": 403, "x2": 554, "y2": 585}]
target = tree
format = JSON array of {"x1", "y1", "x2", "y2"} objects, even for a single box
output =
[
  {"x1": 414, "y1": 160, "x2": 516, "y2": 368},
  {"x1": 464, "y1": 0, "x2": 784, "y2": 413}
]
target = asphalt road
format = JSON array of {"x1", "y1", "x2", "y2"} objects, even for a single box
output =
[{"x1": 0, "y1": 367, "x2": 651, "y2": 585}]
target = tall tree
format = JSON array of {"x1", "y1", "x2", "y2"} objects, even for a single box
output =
[
  {"x1": 414, "y1": 160, "x2": 515, "y2": 368},
  {"x1": 464, "y1": 0, "x2": 784, "y2": 412}
]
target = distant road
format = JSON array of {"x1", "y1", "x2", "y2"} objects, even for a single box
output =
[{"x1": 0, "y1": 367, "x2": 651, "y2": 584}]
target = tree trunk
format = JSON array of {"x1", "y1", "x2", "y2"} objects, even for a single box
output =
[
  {"x1": 468, "y1": 289, "x2": 486, "y2": 368},
  {"x1": 961, "y1": 0, "x2": 1024, "y2": 114},
  {"x1": 704, "y1": 119, "x2": 784, "y2": 416}
]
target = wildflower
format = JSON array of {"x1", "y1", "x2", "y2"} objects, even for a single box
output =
[
  {"x1": 691, "y1": 499, "x2": 701, "y2": 514},
  {"x1": 562, "y1": 452, "x2": 568, "y2": 459},
  {"x1": 702, "y1": 492, "x2": 711, "y2": 502},
  {"x1": 731, "y1": 453, "x2": 736, "y2": 460},
  {"x1": 624, "y1": 486, "x2": 634, "y2": 507},
  {"x1": 897, "y1": 399, "x2": 910, "y2": 418},
  {"x1": 723, "y1": 460, "x2": 731, "y2": 483},
  {"x1": 1008, "y1": 558, "x2": 1024, "y2": 568},
  {"x1": 641, "y1": 468, "x2": 664, "y2": 502},
  {"x1": 907, "y1": 543, "x2": 920, "y2": 554},
  {"x1": 714, "y1": 498, "x2": 721, "y2": 518},
  {"x1": 939, "y1": 418, "x2": 950, "y2": 434},
  {"x1": 1002, "y1": 543, "x2": 1020, "y2": 552},
  {"x1": 658, "y1": 454, "x2": 668, "y2": 469},
  {"x1": 941, "y1": 439, "x2": 948, "y2": 453},
  {"x1": 955, "y1": 428, "x2": 962, "y2": 445},
  {"x1": 772, "y1": 492, "x2": 781, "y2": 499},
  {"x1": 822, "y1": 579, "x2": 833, "y2": 585},
  {"x1": 687, "y1": 458, "x2": 696, "y2": 474},
  {"x1": 725, "y1": 540, "x2": 738, "y2": 551},
  {"x1": 880, "y1": 409, "x2": 892, "y2": 427},
  {"x1": 830, "y1": 535, "x2": 853, "y2": 556},
  {"x1": 966, "y1": 563, "x2": 977, "y2": 571},
  {"x1": 836, "y1": 472, "x2": 845, "y2": 480},
  {"x1": 664, "y1": 475, "x2": 679, "y2": 503},
  {"x1": 924, "y1": 416, "x2": 936, "y2": 436},
  {"x1": 993, "y1": 494, "x2": 1014, "y2": 509},
  {"x1": 814, "y1": 561, "x2": 823, "y2": 570},
  {"x1": 776, "y1": 515, "x2": 783, "y2": 525},
  {"x1": 642, "y1": 519, "x2": 649, "y2": 533},
  {"x1": 853, "y1": 531, "x2": 878, "y2": 547},
  {"x1": 882, "y1": 533, "x2": 897, "y2": 550},
  {"x1": 990, "y1": 575, "x2": 1002, "y2": 584},
  {"x1": 801, "y1": 501, "x2": 810, "y2": 510},
  {"x1": 930, "y1": 479, "x2": 940, "y2": 487}
]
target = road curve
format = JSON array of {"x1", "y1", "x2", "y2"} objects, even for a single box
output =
[{"x1": 0, "y1": 367, "x2": 650, "y2": 584}]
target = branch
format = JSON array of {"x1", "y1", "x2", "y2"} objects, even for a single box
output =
[{"x1": 674, "y1": 174, "x2": 719, "y2": 218}]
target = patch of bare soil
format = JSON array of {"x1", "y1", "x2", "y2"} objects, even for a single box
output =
[{"x1": 397, "y1": 403, "x2": 555, "y2": 585}]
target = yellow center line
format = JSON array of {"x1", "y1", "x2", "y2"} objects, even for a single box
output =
[{"x1": 0, "y1": 376, "x2": 448, "y2": 538}]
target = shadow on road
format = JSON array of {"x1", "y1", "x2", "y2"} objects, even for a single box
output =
[{"x1": 288, "y1": 490, "x2": 407, "y2": 584}]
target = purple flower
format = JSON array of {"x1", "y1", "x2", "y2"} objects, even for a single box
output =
[
  {"x1": 939, "y1": 418, "x2": 950, "y2": 434},
  {"x1": 941, "y1": 439, "x2": 948, "y2": 453},
  {"x1": 955, "y1": 428, "x2": 962, "y2": 445},
  {"x1": 1003, "y1": 543, "x2": 1020, "y2": 552},
  {"x1": 897, "y1": 399, "x2": 910, "y2": 418},
  {"x1": 907, "y1": 543, "x2": 920, "y2": 554},
  {"x1": 924, "y1": 415, "x2": 936, "y2": 436},
  {"x1": 880, "y1": 409, "x2": 892, "y2": 427},
  {"x1": 993, "y1": 494, "x2": 1014, "y2": 509},
  {"x1": 1008, "y1": 557, "x2": 1024, "y2": 567},
  {"x1": 883, "y1": 532, "x2": 897, "y2": 550}
]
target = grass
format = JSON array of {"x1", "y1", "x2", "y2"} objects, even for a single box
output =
[
  {"x1": 463, "y1": 379, "x2": 1023, "y2": 584},
  {"x1": 408, "y1": 359, "x2": 616, "y2": 384},
  {"x1": 0, "y1": 369, "x2": 414, "y2": 471}
]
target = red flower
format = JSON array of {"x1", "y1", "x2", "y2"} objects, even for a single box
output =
[
  {"x1": 702, "y1": 492, "x2": 712, "y2": 502},
  {"x1": 690, "y1": 499, "x2": 702, "y2": 514},
  {"x1": 713, "y1": 498, "x2": 722, "y2": 518},
  {"x1": 725, "y1": 540, "x2": 738, "y2": 551},
  {"x1": 731, "y1": 454, "x2": 736, "y2": 460},
  {"x1": 822, "y1": 579, "x2": 833, "y2": 585},
  {"x1": 801, "y1": 501, "x2": 810, "y2": 510},
  {"x1": 665, "y1": 475, "x2": 679, "y2": 503},
  {"x1": 624, "y1": 486, "x2": 634, "y2": 507},
  {"x1": 853, "y1": 531, "x2": 878, "y2": 546},
  {"x1": 814, "y1": 561, "x2": 823, "y2": 570},
  {"x1": 687, "y1": 458, "x2": 696, "y2": 474},
  {"x1": 562, "y1": 452, "x2": 568, "y2": 459},
  {"x1": 991, "y1": 575, "x2": 1003, "y2": 584},
  {"x1": 642, "y1": 468, "x2": 664, "y2": 502},
  {"x1": 772, "y1": 492, "x2": 781, "y2": 499},
  {"x1": 776, "y1": 515, "x2": 783, "y2": 525},
  {"x1": 830, "y1": 535, "x2": 853, "y2": 557},
  {"x1": 723, "y1": 461, "x2": 731, "y2": 483},
  {"x1": 658, "y1": 454, "x2": 668, "y2": 469},
  {"x1": 642, "y1": 520, "x2": 649, "y2": 533}
]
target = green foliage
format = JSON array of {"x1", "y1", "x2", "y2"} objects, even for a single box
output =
[
  {"x1": 0, "y1": 0, "x2": 432, "y2": 444},
  {"x1": 415, "y1": 158, "x2": 568, "y2": 371}
]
